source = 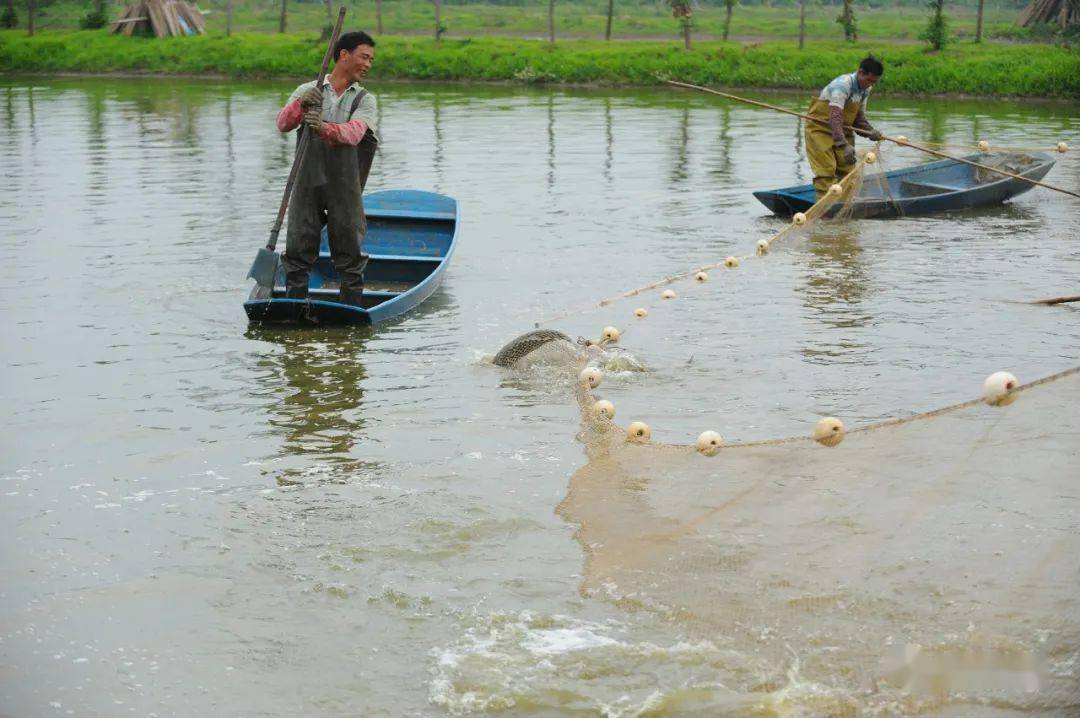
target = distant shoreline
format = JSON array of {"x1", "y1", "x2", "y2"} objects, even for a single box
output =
[
  {"x1": 7, "y1": 70, "x2": 1080, "y2": 104},
  {"x1": 2, "y1": 32, "x2": 1078, "y2": 99}
]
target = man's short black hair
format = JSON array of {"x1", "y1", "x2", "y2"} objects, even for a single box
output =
[
  {"x1": 859, "y1": 56, "x2": 884, "y2": 76},
  {"x1": 335, "y1": 31, "x2": 376, "y2": 59}
]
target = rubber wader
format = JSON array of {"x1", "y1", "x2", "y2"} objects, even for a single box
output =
[
  {"x1": 283, "y1": 90, "x2": 378, "y2": 306},
  {"x1": 805, "y1": 97, "x2": 860, "y2": 200}
]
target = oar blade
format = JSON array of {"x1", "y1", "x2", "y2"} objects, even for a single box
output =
[{"x1": 248, "y1": 247, "x2": 280, "y2": 289}]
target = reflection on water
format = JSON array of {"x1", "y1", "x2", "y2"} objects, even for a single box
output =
[
  {"x1": 245, "y1": 327, "x2": 374, "y2": 481},
  {"x1": 603, "y1": 96, "x2": 614, "y2": 183},
  {"x1": 669, "y1": 104, "x2": 691, "y2": 184},
  {"x1": 799, "y1": 224, "x2": 870, "y2": 331}
]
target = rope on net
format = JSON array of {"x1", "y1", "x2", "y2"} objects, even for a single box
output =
[
  {"x1": 575, "y1": 359, "x2": 1080, "y2": 454},
  {"x1": 534, "y1": 150, "x2": 876, "y2": 329},
  {"x1": 537, "y1": 137, "x2": 1077, "y2": 453}
]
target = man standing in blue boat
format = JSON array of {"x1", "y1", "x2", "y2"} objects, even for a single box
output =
[
  {"x1": 276, "y1": 31, "x2": 380, "y2": 306},
  {"x1": 805, "y1": 56, "x2": 884, "y2": 201}
]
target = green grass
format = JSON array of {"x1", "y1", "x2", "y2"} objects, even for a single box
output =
[
  {"x1": 8, "y1": 0, "x2": 1042, "y2": 43},
  {"x1": 3, "y1": 31, "x2": 1077, "y2": 97}
]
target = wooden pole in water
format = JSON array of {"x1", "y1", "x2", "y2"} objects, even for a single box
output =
[
  {"x1": 666, "y1": 80, "x2": 1080, "y2": 200},
  {"x1": 1032, "y1": 295, "x2": 1080, "y2": 305}
]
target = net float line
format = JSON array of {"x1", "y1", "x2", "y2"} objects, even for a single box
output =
[
  {"x1": 889, "y1": 139, "x2": 1073, "y2": 155},
  {"x1": 666, "y1": 80, "x2": 1080, "y2": 201},
  {"x1": 533, "y1": 153, "x2": 871, "y2": 329},
  {"x1": 577, "y1": 364, "x2": 1080, "y2": 454}
]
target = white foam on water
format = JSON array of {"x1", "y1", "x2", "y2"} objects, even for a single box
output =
[{"x1": 521, "y1": 626, "x2": 622, "y2": 656}]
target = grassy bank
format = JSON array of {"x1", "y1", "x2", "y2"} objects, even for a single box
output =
[
  {"x1": 2, "y1": 31, "x2": 1079, "y2": 98},
  {"x1": 6, "y1": 0, "x2": 1031, "y2": 43}
]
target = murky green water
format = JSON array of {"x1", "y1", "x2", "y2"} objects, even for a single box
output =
[{"x1": 1, "y1": 78, "x2": 1078, "y2": 716}]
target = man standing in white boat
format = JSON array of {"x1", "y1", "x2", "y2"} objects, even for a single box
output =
[{"x1": 276, "y1": 31, "x2": 379, "y2": 306}]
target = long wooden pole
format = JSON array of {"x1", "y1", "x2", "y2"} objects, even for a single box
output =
[
  {"x1": 666, "y1": 80, "x2": 1080, "y2": 200},
  {"x1": 1032, "y1": 295, "x2": 1080, "y2": 306}
]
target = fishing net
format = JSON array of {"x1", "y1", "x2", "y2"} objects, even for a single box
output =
[
  {"x1": 489, "y1": 133, "x2": 1078, "y2": 712},
  {"x1": 556, "y1": 367, "x2": 1080, "y2": 715}
]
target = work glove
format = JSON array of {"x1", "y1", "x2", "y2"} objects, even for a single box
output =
[
  {"x1": 866, "y1": 129, "x2": 883, "y2": 142},
  {"x1": 839, "y1": 144, "x2": 857, "y2": 166},
  {"x1": 300, "y1": 86, "x2": 323, "y2": 111},
  {"x1": 303, "y1": 107, "x2": 323, "y2": 135}
]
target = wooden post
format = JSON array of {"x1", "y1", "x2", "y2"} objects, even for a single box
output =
[
  {"x1": 975, "y1": 0, "x2": 984, "y2": 41},
  {"x1": 377, "y1": 0, "x2": 383, "y2": 34},
  {"x1": 226, "y1": 0, "x2": 232, "y2": 36},
  {"x1": 548, "y1": 0, "x2": 555, "y2": 44},
  {"x1": 278, "y1": 0, "x2": 286, "y2": 33},
  {"x1": 605, "y1": 0, "x2": 613, "y2": 40},
  {"x1": 798, "y1": 0, "x2": 806, "y2": 48}
]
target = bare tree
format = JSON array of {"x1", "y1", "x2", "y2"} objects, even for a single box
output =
[
  {"x1": 605, "y1": 0, "x2": 613, "y2": 40},
  {"x1": 798, "y1": 0, "x2": 806, "y2": 48},
  {"x1": 548, "y1": 0, "x2": 555, "y2": 44},
  {"x1": 722, "y1": 0, "x2": 735, "y2": 41},
  {"x1": 279, "y1": 0, "x2": 287, "y2": 33},
  {"x1": 837, "y1": 0, "x2": 857, "y2": 41},
  {"x1": 377, "y1": 0, "x2": 383, "y2": 34},
  {"x1": 1, "y1": 0, "x2": 16, "y2": 29},
  {"x1": 975, "y1": 0, "x2": 984, "y2": 41}
]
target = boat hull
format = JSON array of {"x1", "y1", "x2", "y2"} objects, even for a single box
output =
[{"x1": 753, "y1": 152, "x2": 1056, "y2": 219}]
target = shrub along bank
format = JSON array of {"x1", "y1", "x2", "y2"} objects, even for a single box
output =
[{"x1": 1, "y1": 31, "x2": 1078, "y2": 98}]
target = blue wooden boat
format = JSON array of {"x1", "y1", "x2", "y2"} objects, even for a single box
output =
[
  {"x1": 753, "y1": 151, "x2": 1056, "y2": 219},
  {"x1": 245, "y1": 189, "x2": 458, "y2": 326}
]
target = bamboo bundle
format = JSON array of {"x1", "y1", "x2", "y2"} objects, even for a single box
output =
[
  {"x1": 1017, "y1": 0, "x2": 1078, "y2": 27},
  {"x1": 111, "y1": 0, "x2": 206, "y2": 37}
]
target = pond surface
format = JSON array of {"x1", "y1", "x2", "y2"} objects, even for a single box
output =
[{"x1": 1, "y1": 77, "x2": 1078, "y2": 716}]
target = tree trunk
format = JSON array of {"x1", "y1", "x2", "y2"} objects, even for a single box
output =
[
  {"x1": 433, "y1": 0, "x2": 441, "y2": 40},
  {"x1": 278, "y1": 0, "x2": 286, "y2": 33},
  {"x1": 548, "y1": 0, "x2": 555, "y2": 45},
  {"x1": 975, "y1": 0, "x2": 984, "y2": 42},
  {"x1": 682, "y1": 18, "x2": 691, "y2": 49},
  {"x1": 798, "y1": 0, "x2": 806, "y2": 48},
  {"x1": 324, "y1": 0, "x2": 331, "y2": 25},
  {"x1": 605, "y1": 0, "x2": 613, "y2": 40},
  {"x1": 26, "y1": 0, "x2": 33, "y2": 35},
  {"x1": 841, "y1": 0, "x2": 857, "y2": 41},
  {"x1": 722, "y1": 1, "x2": 733, "y2": 42},
  {"x1": 226, "y1": 0, "x2": 232, "y2": 36},
  {"x1": 377, "y1": 0, "x2": 383, "y2": 34}
]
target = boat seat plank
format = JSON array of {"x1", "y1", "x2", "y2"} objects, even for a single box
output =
[
  {"x1": 366, "y1": 209, "x2": 457, "y2": 221},
  {"x1": 317, "y1": 252, "x2": 444, "y2": 263},
  {"x1": 900, "y1": 180, "x2": 967, "y2": 195},
  {"x1": 274, "y1": 286, "x2": 403, "y2": 298}
]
